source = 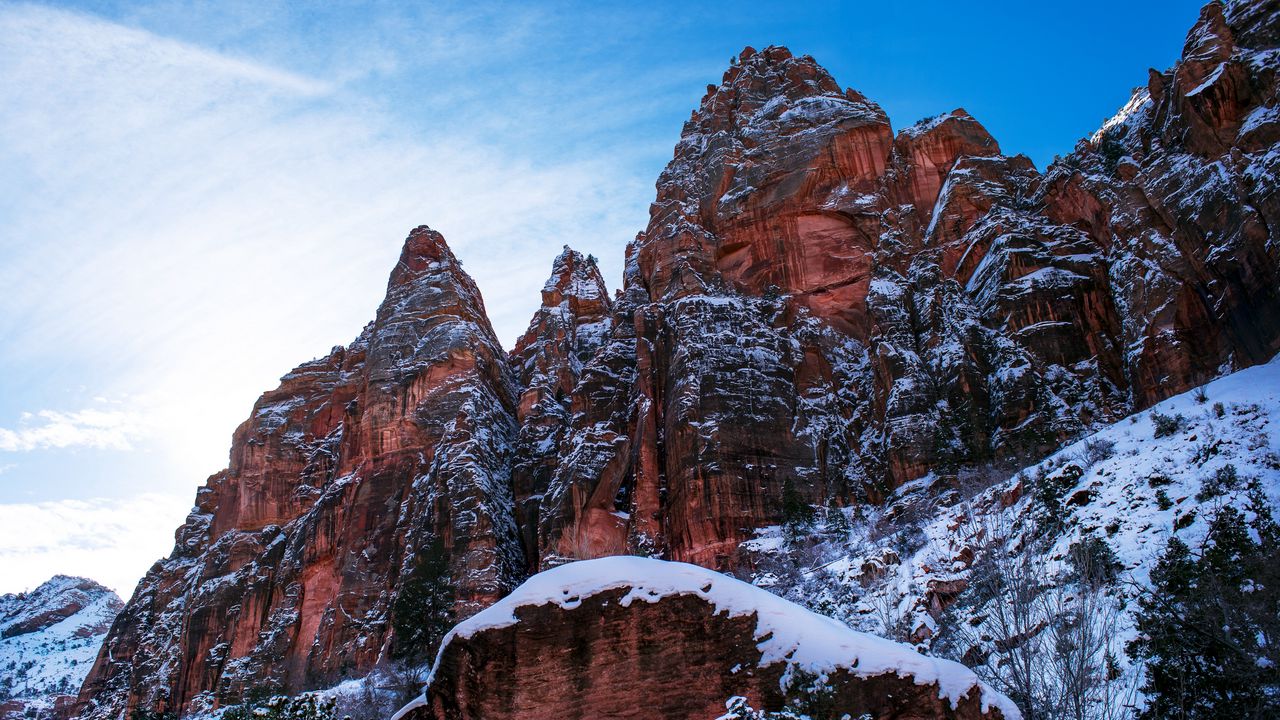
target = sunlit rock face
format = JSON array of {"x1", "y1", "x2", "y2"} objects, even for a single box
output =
[
  {"x1": 78, "y1": 1, "x2": 1280, "y2": 716},
  {"x1": 530, "y1": 0, "x2": 1280, "y2": 569},
  {"x1": 77, "y1": 227, "x2": 523, "y2": 720}
]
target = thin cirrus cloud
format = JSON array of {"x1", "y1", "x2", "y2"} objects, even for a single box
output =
[
  {"x1": 0, "y1": 408, "x2": 146, "y2": 453},
  {"x1": 0, "y1": 2, "x2": 658, "y2": 591},
  {"x1": 0, "y1": 3, "x2": 653, "y2": 487}
]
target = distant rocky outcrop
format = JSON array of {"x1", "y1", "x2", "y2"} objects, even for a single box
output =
[
  {"x1": 0, "y1": 576, "x2": 121, "y2": 720},
  {"x1": 394, "y1": 557, "x2": 1018, "y2": 720}
]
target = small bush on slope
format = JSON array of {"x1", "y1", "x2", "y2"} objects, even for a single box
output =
[
  {"x1": 1150, "y1": 411, "x2": 1183, "y2": 439},
  {"x1": 223, "y1": 694, "x2": 335, "y2": 720},
  {"x1": 1080, "y1": 438, "x2": 1117, "y2": 467},
  {"x1": 1033, "y1": 462, "x2": 1085, "y2": 530},
  {"x1": 1067, "y1": 536, "x2": 1122, "y2": 587},
  {"x1": 1194, "y1": 463, "x2": 1242, "y2": 502}
]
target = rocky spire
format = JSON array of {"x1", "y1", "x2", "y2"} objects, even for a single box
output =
[
  {"x1": 511, "y1": 245, "x2": 612, "y2": 396},
  {"x1": 508, "y1": 247, "x2": 612, "y2": 570},
  {"x1": 78, "y1": 226, "x2": 521, "y2": 719},
  {"x1": 638, "y1": 45, "x2": 893, "y2": 308}
]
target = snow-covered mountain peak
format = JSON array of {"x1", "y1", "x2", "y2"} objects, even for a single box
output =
[{"x1": 0, "y1": 576, "x2": 121, "y2": 720}]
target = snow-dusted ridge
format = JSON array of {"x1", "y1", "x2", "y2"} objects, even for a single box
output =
[
  {"x1": 394, "y1": 556, "x2": 1021, "y2": 720},
  {"x1": 0, "y1": 576, "x2": 122, "y2": 718}
]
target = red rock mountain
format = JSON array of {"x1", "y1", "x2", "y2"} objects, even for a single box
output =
[
  {"x1": 79, "y1": 229, "x2": 523, "y2": 718},
  {"x1": 80, "y1": 1, "x2": 1280, "y2": 717},
  {"x1": 531, "y1": 1, "x2": 1280, "y2": 571}
]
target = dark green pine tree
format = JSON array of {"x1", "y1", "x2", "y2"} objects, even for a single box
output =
[
  {"x1": 1129, "y1": 504, "x2": 1280, "y2": 719},
  {"x1": 391, "y1": 537, "x2": 456, "y2": 665},
  {"x1": 781, "y1": 478, "x2": 816, "y2": 533},
  {"x1": 822, "y1": 499, "x2": 851, "y2": 540}
]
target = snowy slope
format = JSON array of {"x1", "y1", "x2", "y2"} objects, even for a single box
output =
[
  {"x1": 742, "y1": 355, "x2": 1280, "y2": 715},
  {"x1": 0, "y1": 577, "x2": 122, "y2": 720}
]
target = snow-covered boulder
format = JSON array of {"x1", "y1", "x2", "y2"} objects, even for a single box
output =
[{"x1": 393, "y1": 556, "x2": 1019, "y2": 720}]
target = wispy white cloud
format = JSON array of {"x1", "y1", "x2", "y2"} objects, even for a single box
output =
[
  {"x1": 0, "y1": 494, "x2": 191, "y2": 595},
  {"x1": 0, "y1": 2, "x2": 653, "y2": 488},
  {"x1": 0, "y1": 0, "x2": 682, "y2": 593},
  {"x1": 0, "y1": 2, "x2": 680, "y2": 594},
  {"x1": 0, "y1": 408, "x2": 146, "y2": 452}
]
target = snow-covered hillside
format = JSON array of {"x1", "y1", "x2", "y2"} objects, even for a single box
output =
[
  {"x1": 743, "y1": 355, "x2": 1280, "y2": 717},
  {"x1": 0, "y1": 577, "x2": 122, "y2": 720}
]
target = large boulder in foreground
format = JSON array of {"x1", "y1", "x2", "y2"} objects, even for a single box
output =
[{"x1": 393, "y1": 557, "x2": 1018, "y2": 720}]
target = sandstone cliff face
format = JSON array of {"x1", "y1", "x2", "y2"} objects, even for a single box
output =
[
  {"x1": 528, "y1": 0, "x2": 1280, "y2": 570},
  {"x1": 78, "y1": 228, "x2": 523, "y2": 719},
  {"x1": 1039, "y1": 0, "x2": 1280, "y2": 407},
  {"x1": 79, "y1": 1, "x2": 1280, "y2": 716},
  {"x1": 397, "y1": 557, "x2": 1016, "y2": 720}
]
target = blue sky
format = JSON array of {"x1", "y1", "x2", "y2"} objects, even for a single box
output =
[{"x1": 0, "y1": 0, "x2": 1202, "y2": 594}]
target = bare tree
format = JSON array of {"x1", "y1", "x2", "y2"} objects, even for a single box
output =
[
  {"x1": 1038, "y1": 581, "x2": 1140, "y2": 720},
  {"x1": 867, "y1": 579, "x2": 913, "y2": 643},
  {"x1": 939, "y1": 509, "x2": 1139, "y2": 720},
  {"x1": 334, "y1": 661, "x2": 427, "y2": 720}
]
